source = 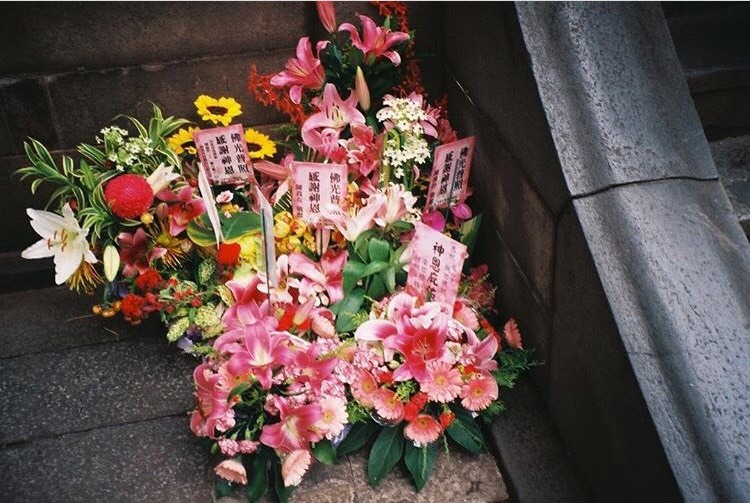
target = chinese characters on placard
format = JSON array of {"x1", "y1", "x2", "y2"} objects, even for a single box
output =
[
  {"x1": 425, "y1": 137, "x2": 475, "y2": 210},
  {"x1": 406, "y1": 222, "x2": 468, "y2": 309},
  {"x1": 290, "y1": 162, "x2": 348, "y2": 224},
  {"x1": 193, "y1": 124, "x2": 253, "y2": 185}
]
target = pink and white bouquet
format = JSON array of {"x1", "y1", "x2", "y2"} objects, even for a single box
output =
[{"x1": 17, "y1": 2, "x2": 536, "y2": 501}]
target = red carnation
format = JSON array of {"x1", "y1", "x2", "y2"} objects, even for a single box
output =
[
  {"x1": 105, "y1": 174, "x2": 154, "y2": 219},
  {"x1": 121, "y1": 293, "x2": 145, "y2": 321},
  {"x1": 217, "y1": 242, "x2": 241, "y2": 265},
  {"x1": 135, "y1": 268, "x2": 162, "y2": 292}
]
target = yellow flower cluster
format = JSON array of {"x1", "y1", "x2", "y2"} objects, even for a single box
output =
[
  {"x1": 238, "y1": 234, "x2": 264, "y2": 271},
  {"x1": 274, "y1": 212, "x2": 315, "y2": 254}
]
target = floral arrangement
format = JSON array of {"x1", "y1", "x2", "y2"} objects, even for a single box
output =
[{"x1": 17, "y1": 2, "x2": 535, "y2": 501}]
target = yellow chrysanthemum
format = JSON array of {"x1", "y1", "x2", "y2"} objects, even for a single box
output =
[
  {"x1": 237, "y1": 234, "x2": 264, "y2": 271},
  {"x1": 244, "y1": 128, "x2": 277, "y2": 159},
  {"x1": 194, "y1": 95, "x2": 242, "y2": 126},
  {"x1": 168, "y1": 127, "x2": 199, "y2": 155},
  {"x1": 273, "y1": 211, "x2": 315, "y2": 254}
]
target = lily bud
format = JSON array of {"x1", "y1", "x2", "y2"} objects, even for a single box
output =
[
  {"x1": 316, "y1": 1, "x2": 337, "y2": 33},
  {"x1": 103, "y1": 245, "x2": 120, "y2": 282},
  {"x1": 355, "y1": 66, "x2": 370, "y2": 112}
]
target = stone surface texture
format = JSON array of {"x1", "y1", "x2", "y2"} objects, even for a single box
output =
[
  {"x1": 217, "y1": 451, "x2": 508, "y2": 503},
  {"x1": 518, "y1": 2, "x2": 750, "y2": 501},
  {"x1": 710, "y1": 134, "x2": 750, "y2": 236},
  {"x1": 517, "y1": 2, "x2": 717, "y2": 197}
]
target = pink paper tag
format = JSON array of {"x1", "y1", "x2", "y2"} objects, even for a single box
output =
[
  {"x1": 290, "y1": 162, "x2": 347, "y2": 224},
  {"x1": 425, "y1": 137, "x2": 475, "y2": 210},
  {"x1": 193, "y1": 124, "x2": 253, "y2": 185},
  {"x1": 406, "y1": 222, "x2": 468, "y2": 307}
]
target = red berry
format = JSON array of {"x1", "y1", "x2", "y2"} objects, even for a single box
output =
[{"x1": 104, "y1": 174, "x2": 154, "y2": 219}]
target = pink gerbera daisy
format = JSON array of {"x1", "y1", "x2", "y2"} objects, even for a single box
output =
[
  {"x1": 373, "y1": 388, "x2": 405, "y2": 422},
  {"x1": 281, "y1": 449, "x2": 312, "y2": 487},
  {"x1": 351, "y1": 369, "x2": 380, "y2": 407},
  {"x1": 420, "y1": 360, "x2": 463, "y2": 403},
  {"x1": 316, "y1": 396, "x2": 349, "y2": 439},
  {"x1": 404, "y1": 414, "x2": 442, "y2": 445},
  {"x1": 460, "y1": 372, "x2": 499, "y2": 411},
  {"x1": 215, "y1": 458, "x2": 247, "y2": 485}
]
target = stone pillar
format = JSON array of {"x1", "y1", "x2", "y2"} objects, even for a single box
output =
[{"x1": 516, "y1": 2, "x2": 750, "y2": 501}]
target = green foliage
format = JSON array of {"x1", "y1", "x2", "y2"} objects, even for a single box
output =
[
  {"x1": 494, "y1": 348, "x2": 540, "y2": 389},
  {"x1": 312, "y1": 439, "x2": 336, "y2": 465},
  {"x1": 367, "y1": 425, "x2": 405, "y2": 487},
  {"x1": 404, "y1": 441, "x2": 438, "y2": 492},
  {"x1": 336, "y1": 421, "x2": 379, "y2": 457},
  {"x1": 331, "y1": 287, "x2": 365, "y2": 333},
  {"x1": 243, "y1": 447, "x2": 271, "y2": 502},
  {"x1": 446, "y1": 406, "x2": 485, "y2": 454}
]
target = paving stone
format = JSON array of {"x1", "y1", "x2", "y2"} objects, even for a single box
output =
[
  {"x1": 47, "y1": 50, "x2": 293, "y2": 149},
  {"x1": 0, "y1": 415, "x2": 211, "y2": 503},
  {"x1": 517, "y1": 2, "x2": 717, "y2": 196},
  {"x1": 0, "y1": 76, "x2": 60, "y2": 154},
  {"x1": 0, "y1": 335, "x2": 195, "y2": 445},
  {"x1": 710, "y1": 134, "x2": 750, "y2": 235},
  {"x1": 0, "y1": 2, "x2": 306, "y2": 75},
  {"x1": 0, "y1": 285, "x2": 162, "y2": 358},
  {"x1": 348, "y1": 450, "x2": 508, "y2": 503},
  {"x1": 486, "y1": 378, "x2": 591, "y2": 503},
  {"x1": 550, "y1": 205, "x2": 682, "y2": 503},
  {"x1": 448, "y1": 78, "x2": 556, "y2": 309},
  {"x1": 692, "y1": 85, "x2": 750, "y2": 141},
  {"x1": 443, "y1": 2, "x2": 570, "y2": 213},
  {"x1": 0, "y1": 250, "x2": 55, "y2": 293}
]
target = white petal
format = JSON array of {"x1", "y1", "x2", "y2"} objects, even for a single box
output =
[
  {"x1": 26, "y1": 208, "x2": 66, "y2": 238},
  {"x1": 53, "y1": 247, "x2": 83, "y2": 284},
  {"x1": 21, "y1": 239, "x2": 55, "y2": 259}
]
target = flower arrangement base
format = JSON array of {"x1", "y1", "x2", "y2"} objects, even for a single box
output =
[{"x1": 216, "y1": 450, "x2": 508, "y2": 503}]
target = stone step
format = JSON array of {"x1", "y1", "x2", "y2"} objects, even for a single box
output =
[
  {"x1": 709, "y1": 134, "x2": 750, "y2": 238},
  {"x1": 217, "y1": 450, "x2": 508, "y2": 503}
]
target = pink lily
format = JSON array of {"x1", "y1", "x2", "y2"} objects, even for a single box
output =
[
  {"x1": 226, "y1": 328, "x2": 291, "y2": 390},
  {"x1": 156, "y1": 186, "x2": 206, "y2": 236},
  {"x1": 260, "y1": 399, "x2": 324, "y2": 453},
  {"x1": 270, "y1": 37, "x2": 326, "y2": 104},
  {"x1": 190, "y1": 363, "x2": 235, "y2": 438},
  {"x1": 338, "y1": 15, "x2": 410, "y2": 65},
  {"x1": 340, "y1": 123, "x2": 382, "y2": 178},
  {"x1": 290, "y1": 343, "x2": 339, "y2": 394},
  {"x1": 301, "y1": 84, "x2": 365, "y2": 150},
  {"x1": 316, "y1": 1, "x2": 337, "y2": 33},
  {"x1": 288, "y1": 249, "x2": 347, "y2": 305},
  {"x1": 321, "y1": 197, "x2": 385, "y2": 242},
  {"x1": 118, "y1": 227, "x2": 166, "y2": 277},
  {"x1": 217, "y1": 275, "x2": 277, "y2": 353},
  {"x1": 373, "y1": 183, "x2": 418, "y2": 227},
  {"x1": 462, "y1": 329, "x2": 499, "y2": 372}
]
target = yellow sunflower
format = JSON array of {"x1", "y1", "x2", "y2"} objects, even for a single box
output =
[
  {"x1": 168, "y1": 127, "x2": 199, "y2": 155},
  {"x1": 245, "y1": 128, "x2": 277, "y2": 159},
  {"x1": 194, "y1": 95, "x2": 242, "y2": 126}
]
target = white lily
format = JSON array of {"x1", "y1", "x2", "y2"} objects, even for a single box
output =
[
  {"x1": 146, "y1": 163, "x2": 180, "y2": 193},
  {"x1": 21, "y1": 203, "x2": 97, "y2": 285}
]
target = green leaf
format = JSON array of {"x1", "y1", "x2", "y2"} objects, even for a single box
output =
[
  {"x1": 368, "y1": 238, "x2": 391, "y2": 263},
  {"x1": 244, "y1": 448, "x2": 271, "y2": 502},
  {"x1": 404, "y1": 441, "x2": 438, "y2": 492},
  {"x1": 186, "y1": 216, "x2": 217, "y2": 247},
  {"x1": 273, "y1": 456, "x2": 295, "y2": 503},
  {"x1": 334, "y1": 287, "x2": 365, "y2": 333},
  {"x1": 214, "y1": 478, "x2": 234, "y2": 499},
  {"x1": 459, "y1": 214, "x2": 483, "y2": 253},
  {"x1": 446, "y1": 407, "x2": 485, "y2": 454},
  {"x1": 337, "y1": 421, "x2": 379, "y2": 457},
  {"x1": 362, "y1": 260, "x2": 389, "y2": 277},
  {"x1": 381, "y1": 267, "x2": 397, "y2": 293},
  {"x1": 367, "y1": 425, "x2": 405, "y2": 487},
  {"x1": 312, "y1": 440, "x2": 336, "y2": 465},
  {"x1": 221, "y1": 212, "x2": 261, "y2": 242},
  {"x1": 366, "y1": 273, "x2": 387, "y2": 299},
  {"x1": 228, "y1": 382, "x2": 251, "y2": 399},
  {"x1": 343, "y1": 260, "x2": 366, "y2": 293}
]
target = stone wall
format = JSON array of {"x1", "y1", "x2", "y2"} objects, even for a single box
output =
[
  {"x1": 0, "y1": 2, "x2": 444, "y2": 255},
  {"x1": 442, "y1": 3, "x2": 681, "y2": 502}
]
